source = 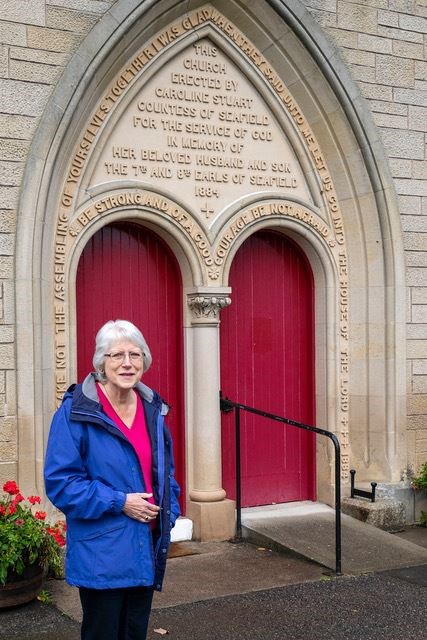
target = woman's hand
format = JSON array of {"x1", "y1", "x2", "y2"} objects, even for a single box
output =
[{"x1": 123, "y1": 492, "x2": 160, "y2": 523}]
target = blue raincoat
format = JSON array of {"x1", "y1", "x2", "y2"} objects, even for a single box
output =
[{"x1": 44, "y1": 374, "x2": 180, "y2": 590}]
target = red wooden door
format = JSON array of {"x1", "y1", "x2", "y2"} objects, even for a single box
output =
[
  {"x1": 76, "y1": 222, "x2": 185, "y2": 505},
  {"x1": 220, "y1": 231, "x2": 315, "y2": 506}
]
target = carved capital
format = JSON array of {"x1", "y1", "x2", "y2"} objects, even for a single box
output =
[{"x1": 187, "y1": 294, "x2": 231, "y2": 321}]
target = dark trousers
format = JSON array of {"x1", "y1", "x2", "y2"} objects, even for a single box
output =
[{"x1": 79, "y1": 586, "x2": 154, "y2": 640}]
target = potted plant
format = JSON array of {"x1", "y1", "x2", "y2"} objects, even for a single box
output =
[
  {"x1": 0, "y1": 480, "x2": 66, "y2": 608},
  {"x1": 411, "y1": 462, "x2": 427, "y2": 527}
]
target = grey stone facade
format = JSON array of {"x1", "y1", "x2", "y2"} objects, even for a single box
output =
[{"x1": 0, "y1": 0, "x2": 425, "y2": 523}]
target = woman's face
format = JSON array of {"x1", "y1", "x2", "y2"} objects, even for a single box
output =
[{"x1": 103, "y1": 340, "x2": 144, "y2": 391}]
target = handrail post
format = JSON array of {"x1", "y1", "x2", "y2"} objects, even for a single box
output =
[
  {"x1": 235, "y1": 405, "x2": 242, "y2": 541},
  {"x1": 333, "y1": 435, "x2": 342, "y2": 575}
]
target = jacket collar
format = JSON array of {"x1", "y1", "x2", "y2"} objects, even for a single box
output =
[{"x1": 77, "y1": 373, "x2": 169, "y2": 415}]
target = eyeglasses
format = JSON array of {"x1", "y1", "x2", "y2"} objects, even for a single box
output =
[{"x1": 104, "y1": 351, "x2": 143, "y2": 363}]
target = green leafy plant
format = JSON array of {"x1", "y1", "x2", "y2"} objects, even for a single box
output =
[
  {"x1": 419, "y1": 511, "x2": 427, "y2": 528},
  {"x1": 37, "y1": 589, "x2": 53, "y2": 604},
  {"x1": 411, "y1": 462, "x2": 427, "y2": 491},
  {"x1": 0, "y1": 480, "x2": 66, "y2": 585}
]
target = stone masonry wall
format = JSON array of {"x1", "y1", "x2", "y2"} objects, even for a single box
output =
[
  {"x1": 0, "y1": 0, "x2": 425, "y2": 481},
  {"x1": 301, "y1": 0, "x2": 427, "y2": 478},
  {"x1": 0, "y1": 0, "x2": 115, "y2": 484}
]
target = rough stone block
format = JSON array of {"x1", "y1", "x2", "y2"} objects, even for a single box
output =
[
  {"x1": 351, "y1": 64, "x2": 376, "y2": 83},
  {"x1": 413, "y1": 305, "x2": 427, "y2": 323},
  {"x1": 342, "y1": 496, "x2": 406, "y2": 532},
  {"x1": 370, "y1": 100, "x2": 407, "y2": 116},
  {"x1": 325, "y1": 27, "x2": 358, "y2": 48},
  {"x1": 378, "y1": 24, "x2": 424, "y2": 43},
  {"x1": 0, "y1": 79, "x2": 52, "y2": 117},
  {"x1": 0, "y1": 22, "x2": 27, "y2": 47},
  {"x1": 0, "y1": 325, "x2": 13, "y2": 343},
  {"x1": 409, "y1": 104, "x2": 427, "y2": 133},
  {"x1": 381, "y1": 128, "x2": 425, "y2": 159},
  {"x1": 0, "y1": 189, "x2": 18, "y2": 212},
  {"x1": 337, "y1": 2, "x2": 378, "y2": 34},
  {"x1": 0, "y1": 440, "x2": 17, "y2": 461},
  {"x1": 305, "y1": 7, "x2": 337, "y2": 28},
  {"x1": 343, "y1": 49, "x2": 376, "y2": 67},
  {"x1": 0, "y1": 211, "x2": 16, "y2": 233},
  {"x1": 407, "y1": 268, "x2": 427, "y2": 287},
  {"x1": 0, "y1": 257, "x2": 13, "y2": 278},
  {"x1": 0, "y1": 114, "x2": 37, "y2": 140},
  {"x1": 0, "y1": 45, "x2": 8, "y2": 78},
  {"x1": 394, "y1": 87, "x2": 427, "y2": 106},
  {"x1": 378, "y1": 8, "x2": 398, "y2": 26},
  {"x1": 376, "y1": 54, "x2": 415, "y2": 89},
  {"x1": 413, "y1": 287, "x2": 427, "y2": 304},
  {"x1": 412, "y1": 160, "x2": 427, "y2": 180},
  {"x1": 27, "y1": 26, "x2": 81, "y2": 54},
  {"x1": 407, "y1": 415, "x2": 427, "y2": 431},
  {"x1": 360, "y1": 83, "x2": 392, "y2": 101},
  {"x1": 0, "y1": 162, "x2": 24, "y2": 187},
  {"x1": 413, "y1": 375, "x2": 427, "y2": 393},
  {"x1": 46, "y1": 0, "x2": 112, "y2": 13},
  {"x1": 393, "y1": 39, "x2": 425, "y2": 60},
  {"x1": 403, "y1": 231, "x2": 426, "y2": 250},
  {"x1": 399, "y1": 12, "x2": 427, "y2": 33},
  {"x1": 358, "y1": 33, "x2": 392, "y2": 54},
  {"x1": 415, "y1": 60, "x2": 427, "y2": 80},
  {"x1": 399, "y1": 195, "x2": 421, "y2": 214},
  {"x1": 395, "y1": 178, "x2": 426, "y2": 196},
  {"x1": 402, "y1": 214, "x2": 427, "y2": 232},
  {"x1": 0, "y1": 461, "x2": 17, "y2": 483},
  {"x1": 0, "y1": 415, "x2": 15, "y2": 440},
  {"x1": 0, "y1": 1, "x2": 45, "y2": 26},
  {"x1": 413, "y1": 359, "x2": 427, "y2": 375},
  {"x1": 373, "y1": 112, "x2": 408, "y2": 129},
  {"x1": 46, "y1": 6, "x2": 101, "y2": 32},
  {"x1": 0, "y1": 344, "x2": 14, "y2": 369},
  {"x1": 407, "y1": 323, "x2": 427, "y2": 339},
  {"x1": 407, "y1": 393, "x2": 427, "y2": 414},
  {"x1": 10, "y1": 59, "x2": 64, "y2": 85},
  {"x1": 389, "y1": 158, "x2": 411, "y2": 177},
  {"x1": 1, "y1": 280, "x2": 14, "y2": 324},
  {"x1": 10, "y1": 46, "x2": 68, "y2": 66}
]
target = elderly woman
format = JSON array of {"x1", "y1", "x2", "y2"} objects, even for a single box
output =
[{"x1": 44, "y1": 319, "x2": 180, "y2": 640}]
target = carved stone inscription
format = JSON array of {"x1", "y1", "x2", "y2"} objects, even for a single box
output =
[
  {"x1": 54, "y1": 6, "x2": 351, "y2": 481},
  {"x1": 90, "y1": 39, "x2": 311, "y2": 221}
]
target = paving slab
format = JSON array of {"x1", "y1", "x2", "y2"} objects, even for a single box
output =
[
  {"x1": 242, "y1": 502, "x2": 427, "y2": 573},
  {"x1": 49, "y1": 540, "x2": 326, "y2": 622}
]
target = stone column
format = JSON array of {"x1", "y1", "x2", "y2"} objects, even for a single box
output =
[{"x1": 186, "y1": 289, "x2": 236, "y2": 541}]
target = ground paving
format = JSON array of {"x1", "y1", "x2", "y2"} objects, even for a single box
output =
[{"x1": 0, "y1": 524, "x2": 425, "y2": 639}]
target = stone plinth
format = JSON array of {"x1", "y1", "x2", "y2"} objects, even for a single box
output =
[{"x1": 342, "y1": 497, "x2": 406, "y2": 532}]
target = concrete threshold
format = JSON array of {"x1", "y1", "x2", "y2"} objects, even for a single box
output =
[{"x1": 242, "y1": 501, "x2": 427, "y2": 575}]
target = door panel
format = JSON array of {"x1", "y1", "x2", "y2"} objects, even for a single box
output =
[
  {"x1": 76, "y1": 222, "x2": 185, "y2": 505},
  {"x1": 220, "y1": 231, "x2": 315, "y2": 506}
]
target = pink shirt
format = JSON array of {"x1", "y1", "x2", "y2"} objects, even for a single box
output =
[{"x1": 97, "y1": 384, "x2": 154, "y2": 505}]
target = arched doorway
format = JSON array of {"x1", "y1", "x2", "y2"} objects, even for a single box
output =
[
  {"x1": 220, "y1": 230, "x2": 315, "y2": 506},
  {"x1": 76, "y1": 221, "x2": 185, "y2": 505}
]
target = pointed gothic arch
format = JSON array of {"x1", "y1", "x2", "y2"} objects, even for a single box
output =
[{"x1": 15, "y1": 1, "x2": 405, "y2": 531}]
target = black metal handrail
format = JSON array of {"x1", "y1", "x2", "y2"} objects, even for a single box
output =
[{"x1": 220, "y1": 393, "x2": 342, "y2": 574}]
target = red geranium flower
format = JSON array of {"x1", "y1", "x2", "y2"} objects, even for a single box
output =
[
  {"x1": 12, "y1": 493, "x2": 25, "y2": 506},
  {"x1": 14, "y1": 518, "x2": 24, "y2": 527},
  {"x1": 3, "y1": 481, "x2": 19, "y2": 495},
  {"x1": 28, "y1": 495, "x2": 41, "y2": 505},
  {"x1": 34, "y1": 511, "x2": 47, "y2": 521}
]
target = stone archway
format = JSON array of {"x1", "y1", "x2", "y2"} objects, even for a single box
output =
[{"x1": 15, "y1": 1, "x2": 405, "y2": 540}]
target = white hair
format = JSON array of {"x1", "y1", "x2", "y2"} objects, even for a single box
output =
[{"x1": 93, "y1": 319, "x2": 152, "y2": 382}]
